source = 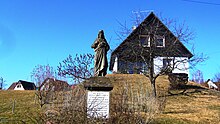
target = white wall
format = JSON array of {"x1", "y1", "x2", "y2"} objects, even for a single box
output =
[
  {"x1": 113, "y1": 57, "x2": 118, "y2": 73},
  {"x1": 154, "y1": 57, "x2": 189, "y2": 75},
  {"x1": 112, "y1": 56, "x2": 189, "y2": 75},
  {"x1": 172, "y1": 57, "x2": 189, "y2": 74},
  {"x1": 154, "y1": 57, "x2": 164, "y2": 74},
  {"x1": 14, "y1": 83, "x2": 25, "y2": 90}
]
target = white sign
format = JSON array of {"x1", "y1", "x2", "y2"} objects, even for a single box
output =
[{"x1": 87, "y1": 91, "x2": 110, "y2": 118}]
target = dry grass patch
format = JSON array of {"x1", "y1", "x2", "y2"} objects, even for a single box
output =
[
  {"x1": 106, "y1": 74, "x2": 168, "y2": 123},
  {"x1": 106, "y1": 74, "x2": 170, "y2": 95},
  {"x1": 155, "y1": 89, "x2": 220, "y2": 124},
  {"x1": 2, "y1": 74, "x2": 219, "y2": 124}
]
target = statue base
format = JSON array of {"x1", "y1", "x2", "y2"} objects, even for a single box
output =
[
  {"x1": 83, "y1": 76, "x2": 113, "y2": 91},
  {"x1": 84, "y1": 76, "x2": 113, "y2": 118}
]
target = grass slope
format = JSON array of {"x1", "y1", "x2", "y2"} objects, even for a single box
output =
[
  {"x1": 106, "y1": 74, "x2": 170, "y2": 96},
  {"x1": 106, "y1": 74, "x2": 220, "y2": 124},
  {"x1": 154, "y1": 92, "x2": 220, "y2": 124},
  {"x1": 0, "y1": 74, "x2": 220, "y2": 124},
  {"x1": 0, "y1": 90, "x2": 40, "y2": 124}
]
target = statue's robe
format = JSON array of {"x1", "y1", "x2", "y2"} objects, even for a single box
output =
[{"x1": 92, "y1": 38, "x2": 109, "y2": 76}]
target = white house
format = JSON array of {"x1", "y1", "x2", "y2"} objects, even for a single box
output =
[
  {"x1": 109, "y1": 12, "x2": 193, "y2": 77},
  {"x1": 8, "y1": 80, "x2": 36, "y2": 90}
]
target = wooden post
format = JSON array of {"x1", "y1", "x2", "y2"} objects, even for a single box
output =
[{"x1": 12, "y1": 99, "x2": 15, "y2": 114}]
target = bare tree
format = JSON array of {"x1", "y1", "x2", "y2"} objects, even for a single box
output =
[
  {"x1": 58, "y1": 53, "x2": 94, "y2": 84},
  {"x1": 191, "y1": 69, "x2": 204, "y2": 83},
  {"x1": 35, "y1": 50, "x2": 164, "y2": 123},
  {"x1": 112, "y1": 12, "x2": 206, "y2": 97},
  {"x1": 31, "y1": 64, "x2": 59, "y2": 87},
  {"x1": 0, "y1": 77, "x2": 5, "y2": 90},
  {"x1": 213, "y1": 69, "x2": 220, "y2": 82}
]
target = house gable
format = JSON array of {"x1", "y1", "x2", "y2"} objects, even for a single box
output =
[
  {"x1": 14, "y1": 83, "x2": 25, "y2": 90},
  {"x1": 109, "y1": 12, "x2": 193, "y2": 71},
  {"x1": 19, "y1": 80, "x2": 36, "y2": 90},
  {"x1": 8, "y1": 80, "x2": 36, "y2": 90},
  {"x1": 39, "y1": 78, "x2": 70, "y2": 91}
]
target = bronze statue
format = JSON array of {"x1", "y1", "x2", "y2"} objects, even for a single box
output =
[{"x1": 91, "y1": 30, "x2": 110, "y2": 76}]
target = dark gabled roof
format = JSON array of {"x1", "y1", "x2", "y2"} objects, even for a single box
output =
[
  {"x1": 19, "y1": 80, "x2": 36, "y2": 90},
  {"x1": 109, "y1": 12, "x2": 193, "y2": 70},
  {"x1": 39, "y1": 78, "x2": 70, "y2": 91},
  {"x1": 8, "y1": 80, "x2": 36, "y2": 90}
]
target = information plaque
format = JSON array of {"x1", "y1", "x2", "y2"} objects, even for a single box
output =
[{"x1": 87, "y1": 91, "x2": 110, "y2": 118}]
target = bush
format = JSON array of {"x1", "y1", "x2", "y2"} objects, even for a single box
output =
[
  {"x1": 168, "y1": 73, "x2": 188, "y2": 89},
  {"x1": 35, "y1": 81, "x2": 165, "y2": 123}
]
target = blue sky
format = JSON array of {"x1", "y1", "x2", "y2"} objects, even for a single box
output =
[{"x1": 0, "y1": 0, "x2": 220, "y2": 88}]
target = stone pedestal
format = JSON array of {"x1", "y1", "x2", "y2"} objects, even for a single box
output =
[{"x1": 84, "y1": 77, "x2": 113, "y2": 118}]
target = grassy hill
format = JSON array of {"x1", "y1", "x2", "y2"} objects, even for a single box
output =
[
  {"x1": 0, "y1": 74, "x2": 220, "y2": 124},
  {"x1": 107, "y1": 74, "x2": 220, "y2": 123},
  {"x1": 106, "y1": 74, "x2": 170, "y2": 95},
  {"x1": 154, "y1": 87, "x2": 220, "y2": 123},
  {"x1": 0, "y1": 90, "x2": 41, "y2": 123}
]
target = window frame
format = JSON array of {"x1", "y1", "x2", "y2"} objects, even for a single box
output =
[
  {"x1": 139, "y1": 35, "x2": 150, "y2": 47},
  {"x1": 139, "y1": 35, "x2": 165, "y2": 47},
  {"x1": 156, "y1": 36, "x2": 165, "y2": 47}
]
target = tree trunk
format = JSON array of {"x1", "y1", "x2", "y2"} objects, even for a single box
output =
[
  {"x1": 149, "y1": 52, "x2": 157, "y2": 97},
  {"x1": 151, "y1": 79, "x2": 157, "y2": 97}
]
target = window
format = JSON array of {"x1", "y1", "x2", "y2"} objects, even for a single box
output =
[
  {"x1": 118, "y1": 61, "x2": 148, "y2": 74},
  {"x1": 156, "y1": 37, "x2": 165, "y2": 47},
  {"x1": 139, "y1": 62, "x2": 148, "y2": 74},
  {"x1": 139, "y1": 35, "x2": 150, "y2": 47},
  {"x1": 163, "y1": 58, "x2": 172, "y2": 71},
  {"x1": 140, "y1": 35, "x2": 165, "y2": 47},
  {"x1": 17, "y1": 84, "x2": 22, "y2": 88}
]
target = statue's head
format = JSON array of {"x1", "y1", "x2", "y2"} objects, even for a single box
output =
[{"x1": 98, "y1": 30, "x2": 104, "y2": 38}]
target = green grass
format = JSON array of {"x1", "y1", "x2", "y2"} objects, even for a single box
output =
[
  {"x1": 150, "y1": 117, "x2": 198, "y2": 124},
  {"x1": 0, "y1": 90, "x2": 41, "y2": 124},
  {"x1": 208, "y1": 105, "x2": 220, "y2": 111}
]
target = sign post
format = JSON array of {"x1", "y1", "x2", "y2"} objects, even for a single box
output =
[
  {"x1": 84, "y1": 77, "x2": 113, "y2": 119},
  {"x1": 87, "y1": 91, "x2": 110, "y2": 118}
]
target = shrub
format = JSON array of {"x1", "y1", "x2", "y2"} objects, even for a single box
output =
[{"x1": 35, "y1": 81, "x2": 165, "y2": 123}]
